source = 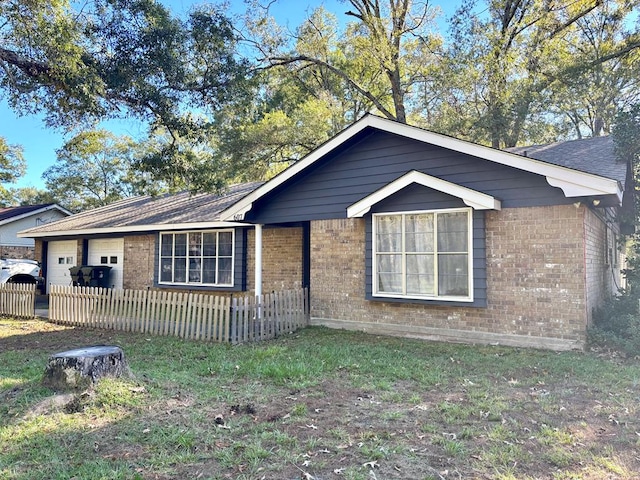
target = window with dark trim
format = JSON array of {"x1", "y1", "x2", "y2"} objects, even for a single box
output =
[
  {"x1": 373, "y1": 208, "x2": 473, "y2": 301},
  {"x1": 159, "y1": 230, "x2": 234, "y2": 286}
]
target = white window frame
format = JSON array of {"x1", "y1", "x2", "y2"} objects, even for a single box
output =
[
  {"x1": 373, "y1": 208, "x2": 474, "y2": 302},
  {"x1": 158, "y1": 230, "x2": 235, "y2": 287}
]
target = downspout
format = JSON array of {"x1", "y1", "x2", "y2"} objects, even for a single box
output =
[{"x1": 254, "y1": 223, "x2": 263, "y2": 301}]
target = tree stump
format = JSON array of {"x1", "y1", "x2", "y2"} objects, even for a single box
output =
[{"x1": 42, "y1": 345, "x2": 129, "y2": 390}]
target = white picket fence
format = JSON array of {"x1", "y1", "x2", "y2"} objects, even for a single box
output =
[
  {"x1": 0, "y1": 283, "x2": 36, "y2": 318},
  {"x1": 48, "y1": 285, "x2": 308, "y2": 344}
]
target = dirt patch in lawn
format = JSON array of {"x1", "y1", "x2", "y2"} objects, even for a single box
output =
[{"x1": 2, "y1": 319, "x2": 639, "y2": 480}]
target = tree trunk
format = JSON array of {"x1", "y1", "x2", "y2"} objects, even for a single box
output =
[{"x1": 42, "y1": 345, "x2": 129, "y2": 390}]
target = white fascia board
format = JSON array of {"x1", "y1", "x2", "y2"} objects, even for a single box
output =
[
  {"x1": 367, "y1": 117, "x2": 622, "y2": 199},
  {"x1": 17, "y1": 221, "x2": 253, "y2": 238},
  {"x1": 221, "y1": 115, "x2": 622, "y2": 220},
  {"x1": 347, "y1": 170, "x2": 501, "y2": 218}
]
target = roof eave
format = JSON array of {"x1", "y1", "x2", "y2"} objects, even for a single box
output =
[{"x1": 18, "y1": 221, "x2": 254, "y2": 238}]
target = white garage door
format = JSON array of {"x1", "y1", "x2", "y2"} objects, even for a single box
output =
[
  {"x1": 88, "y1": 238, "x2": 124, "y2": 289},
  {"x1": 46, "y1": 240, "x2": 77, "y2": 293}
]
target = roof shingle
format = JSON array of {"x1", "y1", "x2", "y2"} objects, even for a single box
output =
[{"x1": 23, "y1": 183, "x2": 262, "y2": 234}]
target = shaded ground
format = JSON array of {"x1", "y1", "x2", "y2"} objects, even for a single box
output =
[{"x1": 1, "y1": 319, "x2": 639, "y2": 480}]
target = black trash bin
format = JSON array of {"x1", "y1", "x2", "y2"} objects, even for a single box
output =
[
  {"x1": 70, "y1": 266, "x2": 112, "y2": 288},
  {"x1": 69, "y1": 266, "x2": 87, "y2": 286},
  {"x1": 88, "y1": 266, "x2": 112, "y2": 288}
]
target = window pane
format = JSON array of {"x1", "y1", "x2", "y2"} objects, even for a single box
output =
[
  {"x1": 160, "y1": 258, "x2": 173, "y2": 282},
  {"x1": 219, "y1": 232, "x2": 233, "y2": 256},
  {"x1": 406, "y1": 254, "x2": 434, "y2": 295},
  {"x1": 160, "y1": 234, "x2": 173, "y2": 256},
  {"x1": 406, "y1": 213, "x2": 434, "y2": 252},
  {"x1": 437, "y1": 212, "x2": 468, "y2": 252},
  {"x1": 189, "y1": 232, "x2": 202, "y2": 256},
  {"x1": 438, "y1": 254, "x2": 469, "y2": 296},
  {"x1": 218, "y1": 258, "x2": 232, "y2": 284},
  {"x1": 189, "y1": 258, "x2": 202, "y2": 282},
  {"x1": 203, "y1": 233, "x2": 217, "y2": 256},
  {"x1": 376, "y1": 215, "x2": 402, "y2": 252},
  {"x1": 173, "y1": 257, "x2": 186, "y2": 283},
  {"x1": 377, "y1": 254, "x2": 402, "y2": 293},
  {"x1": 203, "y1": 258, "x2": 216, "y2": 283},
  {"x1": 174, "y1": 234, "x2": 187, "y2": 256}
]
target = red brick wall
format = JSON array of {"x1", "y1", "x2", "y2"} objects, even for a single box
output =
[
  {"x1": 308, "y1": 205, "x2": 594, "y2": 349},
  {"x1": 123, "y1": 235, "x2": 156, "y2": 290},
  {"x1": 246, "y1": 226, "x2": 303, "y2": 294},
  {"x1": 584, "y1": 206, "x2": 622, "y2": 325},
  {"x1": 117, "y1": 227, "x2": 304, "y2": 295},
  {"x1": 0, "y1": 246, "x2": 34, "y2": 260}
]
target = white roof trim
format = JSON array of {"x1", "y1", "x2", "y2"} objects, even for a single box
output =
[
  {"x1": 0, "y1": 204, "x2": 72, "y2": 227},
  {"x1": 220, "y1": 115, "x2": 622, "y2": 220},
  {"x1": 17, "y1": 221, "x2": 253, "y2": 238},
  {"x1": 347, "y1": 171, "x2": 501, "y2": 218}
]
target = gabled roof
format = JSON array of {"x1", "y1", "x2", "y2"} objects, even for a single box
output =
[
  {"x1": 0, "y1": 204, "x2": 71, "y2": 226},
  {"x1": 506, "y1": 135, "x2": 626, "y2": 186},
  {"x1": 220, "y1": 115, "x2": 624, "y2": 221},
  {"x1": 347, "y1": 170, "x2": 502, "y2": 218},
  {"x1": 19, "y1": 183, "x2": 261, "y2": 238}
]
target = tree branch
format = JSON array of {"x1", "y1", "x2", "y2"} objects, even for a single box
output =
[
  {"x1": 265, "y1": 54, "x2": 397, "y2": 120},
  {"x1": 0, "y1": 47, "x2": 52, "y2": 79}
]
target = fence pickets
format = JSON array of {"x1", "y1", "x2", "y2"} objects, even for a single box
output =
[
  {"x1": 48, "y1": 285, "x2": 308, "y2": 344},
  {"x1": 0, "y1": 283, "x2": 36, "y2": 318}
]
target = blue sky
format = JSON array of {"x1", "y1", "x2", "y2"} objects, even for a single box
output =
[{"x1": 0, "y1": 0, "x2": 460, "y2": 191}]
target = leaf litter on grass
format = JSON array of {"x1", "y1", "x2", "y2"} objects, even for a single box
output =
[{"x1": 1, "y1": 319, "x2": 640, "y2": 479}]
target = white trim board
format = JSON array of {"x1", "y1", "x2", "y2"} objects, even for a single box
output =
[{"x1": 347, "y1": 170, "x2": 501, "y2": 218}]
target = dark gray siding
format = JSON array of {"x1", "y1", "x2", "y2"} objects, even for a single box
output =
[
  {"x1": 364, "y1": 186, "x2": 487, "y2": 307},
  {"x1": 246, "y1": 130, "x2": 570, "y2": 225}
]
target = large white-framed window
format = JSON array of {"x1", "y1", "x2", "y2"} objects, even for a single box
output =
[
  {"x1": 373, "y1": 208, "x2": 473, "y2": 301},
  {"x1": 159, "y1": 230, "x2": 234, "y2": 287}
]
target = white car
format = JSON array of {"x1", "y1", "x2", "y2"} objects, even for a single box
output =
[{"x1": 0, "y1": 258, "x2": 44, "y2": 286}]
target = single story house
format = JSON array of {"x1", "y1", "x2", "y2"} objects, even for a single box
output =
[
  {"x1": 0, "y1": 204, "x2": 71, "y2": 259},
  {"x1": 20, "y1": 115, "x2": 632, "y2": 350}
]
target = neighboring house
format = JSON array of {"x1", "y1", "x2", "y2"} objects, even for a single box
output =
[
  {"x1": 0, "y1": 204, "x2": 71, "y2": 259},
  {"x1": 20, "y1": 115, "x2": 632, "y2": 350}
]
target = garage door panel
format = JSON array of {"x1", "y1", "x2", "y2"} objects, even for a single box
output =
[
  {"x1": 88, "y1": 239, "x2": 124, "y2": 289},
  {"x1": 46, "y1": 240, "x2": 77, "y2": 293}
]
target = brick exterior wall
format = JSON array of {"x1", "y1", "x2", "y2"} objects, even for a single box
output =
[
  {"x1": 584, "y1": 207, "x2": 622, "y2": 325},
  {"x1": 0, "y1": 246, "x2": 34, "y2": 260},
  {"x1": 307, "y1": 205, "x2": 608, "y2": 350},
  {"x1": 246, "y1": 226, "x2": 303, "y2": 294},
  {"x1": 113, "y1": 227, "x2": 304, "y2": 294},
  {"x1": 123, "y1": 235, "x2": 156, "y2": 290},
  {"x1": 35, "y1": 240, "x2": 43, "y2": 263}
]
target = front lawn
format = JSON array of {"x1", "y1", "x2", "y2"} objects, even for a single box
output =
[{"x1": 1, "y1": 318, "x2": 639, "y2": 479}]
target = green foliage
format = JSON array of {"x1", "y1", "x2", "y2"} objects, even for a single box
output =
[
  {"x1": 591, "y1": 103, "x2": 640, "y2": 354},
  {"x1": 439, "y1": 0, "x2": 640, "y2": 147},
  {"x1": 0, "y1": 138, "x2": 27, "y2": 203},
  {"x1": 1, "y1": 0, "x2": 251, "y2": 190},
  {"x1": 591, "y1": 303, "x2": 640, "y2": 354},
  {"x1": 43, "y1": 129, "x2": 170, "y2": 211},
  {"x1": 2, "y1": 321, "x2": 640, "y2": 479}
]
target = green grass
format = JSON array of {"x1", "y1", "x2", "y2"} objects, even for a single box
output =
[{"x1": 1, "y1": 318, "x2": 640, "y2": 479}]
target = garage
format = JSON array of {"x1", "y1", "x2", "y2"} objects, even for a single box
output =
[
  {"x1": 46, "y1": 240, "x2": 77, "y2": 293},
  {"x1": 88, "y1": 238, "x2": 124, "y2": 289}
]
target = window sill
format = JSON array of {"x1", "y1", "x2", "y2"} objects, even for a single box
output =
[
  {"x1": 155, "y1": 283, "x2": 241, "y2": 292},
  {"x1": 367, "y1": 293, "x2": 485, "y2": 308}
]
